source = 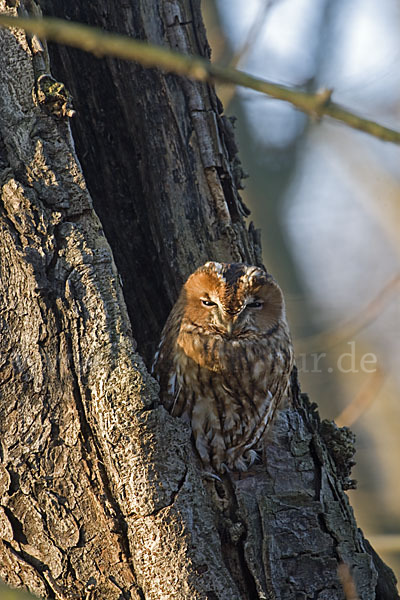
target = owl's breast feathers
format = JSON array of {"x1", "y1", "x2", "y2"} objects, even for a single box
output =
[
  {"x1": 155, "y1": 320, "x2": 293, "y2": 472},
  {"x1": 177, "y1": 319, "x2": 292, "y2": 380}
]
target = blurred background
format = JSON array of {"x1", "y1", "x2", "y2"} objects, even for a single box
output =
[
  {"x1": 0, "y1": 585, "x2": 38, "y2": 600},
  {"x1": 203, "y1": 0, "x2": 400, "y2": 584}
]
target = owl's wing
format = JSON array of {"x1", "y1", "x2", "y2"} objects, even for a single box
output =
[
  {"x1": 165, "y1": 371, "x2": 183, "y2": 414},
  {"x1": 227, "y1": 359, "x2": 292, "y2": 468},
  {"x1": 238, "y1": 389, "x2": 278, "y2": 454},
  {"x1": 152, "y1": 330, "x2": 186, "y2": 416}
]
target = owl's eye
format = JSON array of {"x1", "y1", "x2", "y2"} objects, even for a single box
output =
[
  {"x1": 201, "y1": 299, "x2": 217, "y2": 307},
  {"x1": 247, "y1": 300, "x2": 263, "y2": 309}
]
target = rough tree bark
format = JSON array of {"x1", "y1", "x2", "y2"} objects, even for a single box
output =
[{"x1": 0, "y1": 1, "x2": 398, "y2": 599}]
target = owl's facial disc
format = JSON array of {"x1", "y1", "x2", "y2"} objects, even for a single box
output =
[
  {"x1": 184, "y1": 264, "x2": 284, "y2": 336},
  {"x1": 199, "y1": 295, "x2": 238, "y2": 334},
  {"x1": 224, "y1": 299, "x2": 263, "y2": 334},
  {"x1": 200, "y1": 295, "x2": 264, "y2": 335}
]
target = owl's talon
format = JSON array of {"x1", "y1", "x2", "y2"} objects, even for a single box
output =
[{"x1": 202, "y1": 470, "x2": 222, "y2": 482}]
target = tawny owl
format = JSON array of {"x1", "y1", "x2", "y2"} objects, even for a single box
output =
[{"x1": 153, "y1": 261, "x2": 293, "y2": 474}]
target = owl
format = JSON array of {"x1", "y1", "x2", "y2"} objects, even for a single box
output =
[{"x1": 153, "y1": 261, "x2": 293, "y2": 474}]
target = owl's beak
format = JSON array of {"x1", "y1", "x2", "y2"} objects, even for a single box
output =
[{"x1": 226, "y1": 313, "x2": 240, "y2": 335}]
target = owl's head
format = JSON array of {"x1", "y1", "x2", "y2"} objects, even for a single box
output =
[{"x1": 181, "y1": 261, "x2": 286, "y2": 336}]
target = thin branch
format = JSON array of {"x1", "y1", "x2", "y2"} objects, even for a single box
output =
[
  {"x1": 295, "y1": 274, "x2": 400, "y2": 354},
  {"x1": 222, "y1": 0, "x2": 275, "y2": 109},
  {"x1": 0, "y1": 15, "x2": 400, "y2": 145},
  {"x1": 228, "y1": 0, "x2": 275, "y2": 70},
  {"x1": 335, "y1": 367, "x2": 384, "y2": 428}
]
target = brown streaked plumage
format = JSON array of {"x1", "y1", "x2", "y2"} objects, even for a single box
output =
[{"x1": 153, "y1": 261, "x2": 294, "y2": 473}]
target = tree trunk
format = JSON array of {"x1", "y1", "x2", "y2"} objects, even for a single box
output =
[{"x1": 0, "y1": 1, "x2": 398, "y2": 599}]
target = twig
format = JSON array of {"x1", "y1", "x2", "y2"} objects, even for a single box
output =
[
  {"x1": 335, "y1": 366, "x2": 384, "y2": 427},
  {"x1": 0, "y1": 15, "x2": 400, "y2": 144}
]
